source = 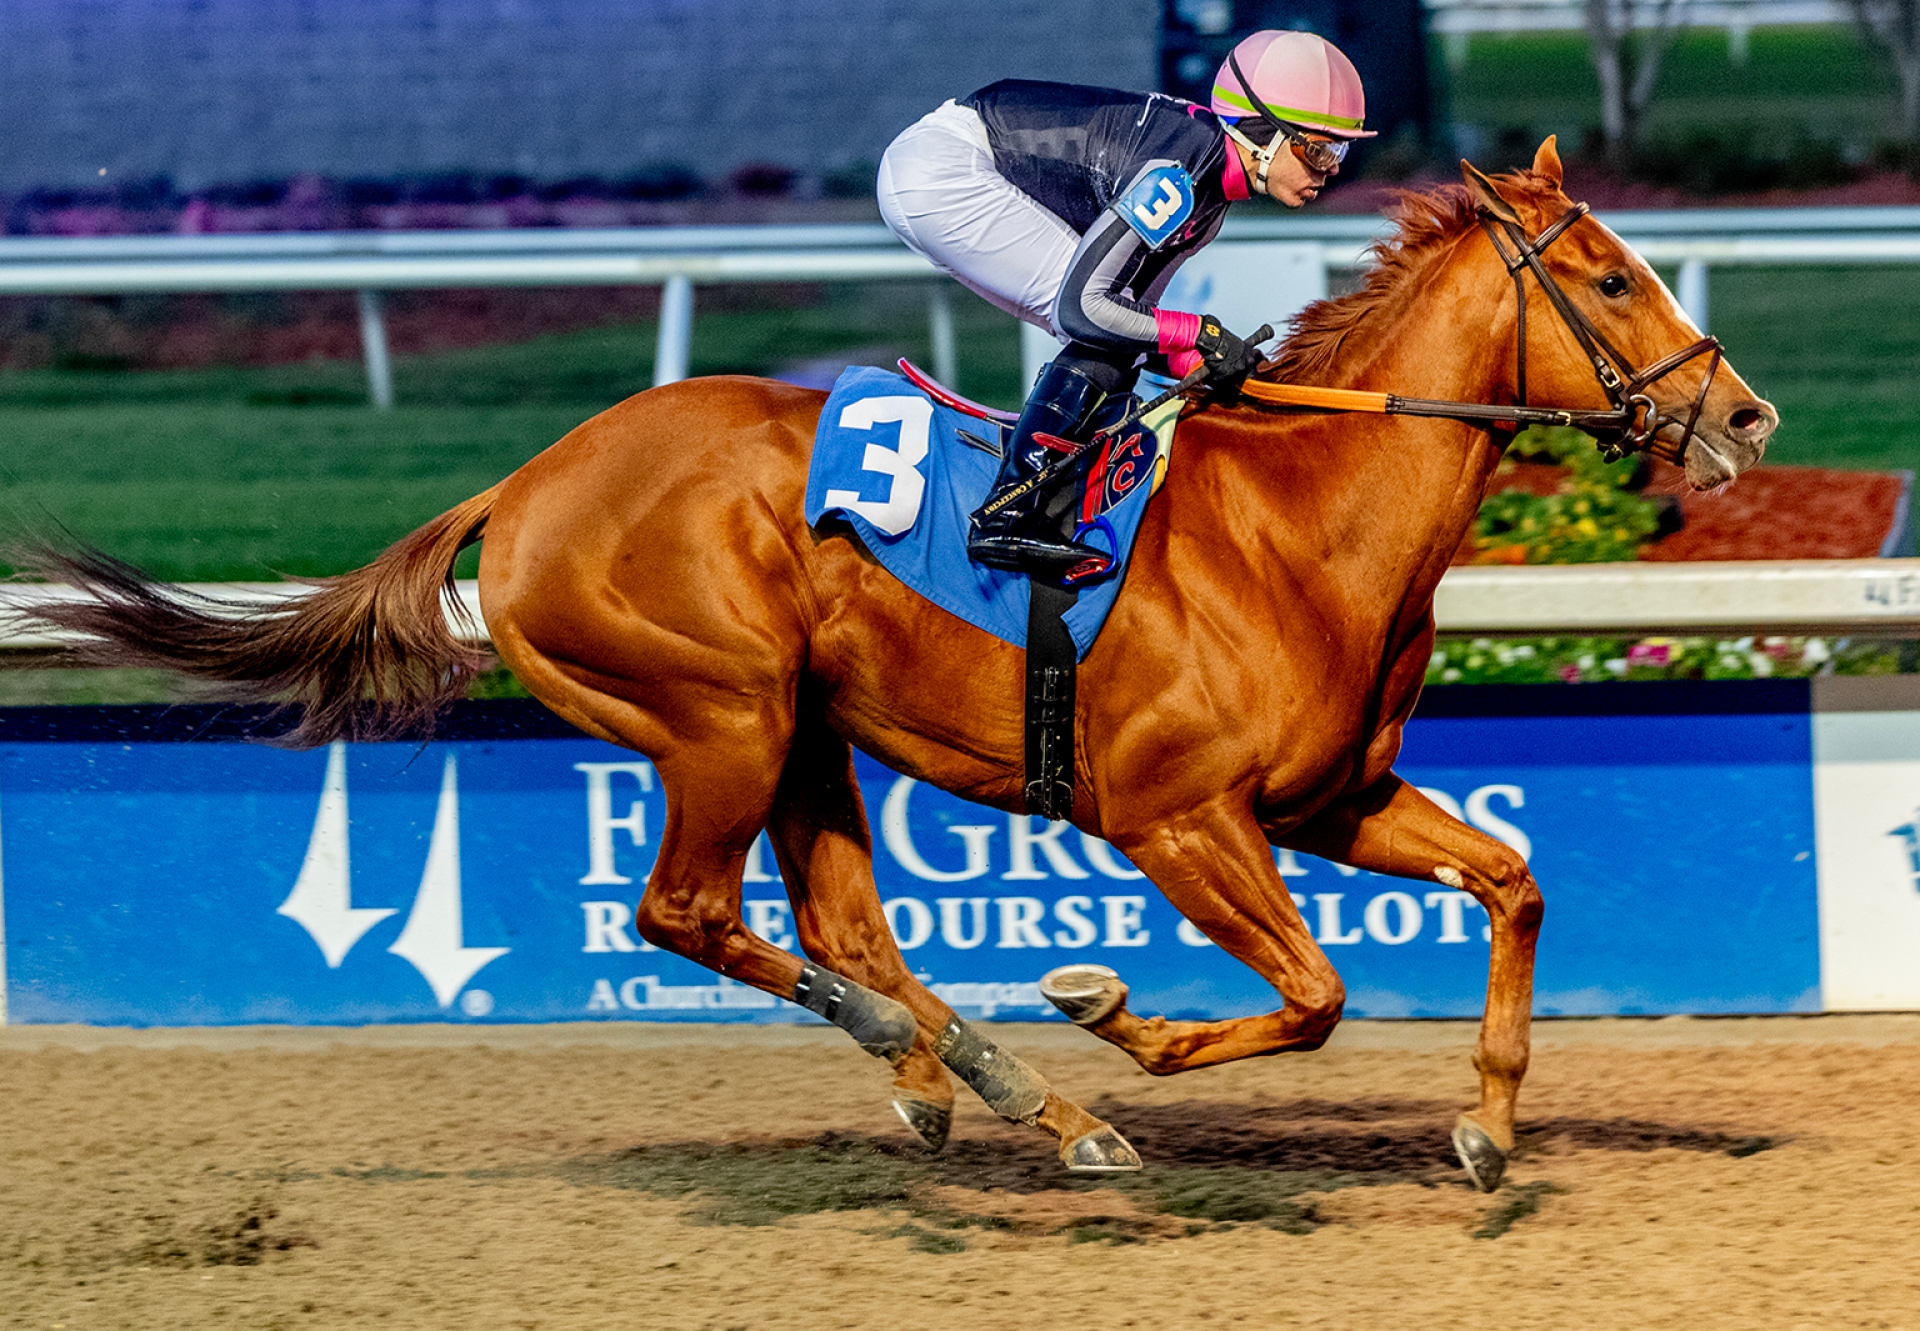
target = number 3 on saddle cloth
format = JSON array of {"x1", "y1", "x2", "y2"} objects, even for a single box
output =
[{"x1": 803, "y1": 365, "x2": 1180, "y2": 660}]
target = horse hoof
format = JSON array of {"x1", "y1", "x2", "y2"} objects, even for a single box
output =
[
  {"x1": 892, "y1": 1094, "x2": 952, "y2": 1154},
  {"x1": 1452, "y1": 1116, "x2": 1509, "y2": 1193},
  {"x1": 1061, "y1": 1126, "x2": 1143, "y2": 1173},
  {"x1": 1040, "y1": 964, "x2": 1127, "y2": 1026}
]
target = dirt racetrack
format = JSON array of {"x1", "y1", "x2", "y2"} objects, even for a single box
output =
[{"x1": 2, "y1": 1015, "x2": 1916, "y2": 1330}]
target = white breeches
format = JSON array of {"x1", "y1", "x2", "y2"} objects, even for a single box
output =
[{"x1": 877, "y1": 100, "x2": 1077, "y2": 342}]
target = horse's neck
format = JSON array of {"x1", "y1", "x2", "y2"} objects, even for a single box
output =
[
  {"x1": 1205, "y1": 235, "x2": 1517, "y2": 619},
  {"x1": 1324, "y1": 230, "x2": 1515, "y2": 417}
]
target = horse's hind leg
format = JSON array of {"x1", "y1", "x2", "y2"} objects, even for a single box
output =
[
  {"x1": 491, "y1": 604, "x2": 1132, "y2": 1167},
  {"x1": 629, "y1": 738, "x2": 858, "y2": 1005},
  {"x1": 506, "y1": 659, "x2": 915, "y2": 1066},
  {"x1": 766, "y1": 702, "x2": 955, "y2": 1149},
  {"x1": 768, "y1": 701, "x2": 1139, "y2": 1170}
]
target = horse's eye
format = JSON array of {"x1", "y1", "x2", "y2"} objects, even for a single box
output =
[{"x1": 1598, "y1": 274, "x2": 1630, "y2": 298}]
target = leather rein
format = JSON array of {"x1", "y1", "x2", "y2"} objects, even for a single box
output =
[{"x1": 1239, "y1": 203, "x2": 1725, "y2": 466}]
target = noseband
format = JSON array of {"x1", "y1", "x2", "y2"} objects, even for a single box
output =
[{"x1": 1476, "y1": 203, "x2": 1723, "y2": 465}]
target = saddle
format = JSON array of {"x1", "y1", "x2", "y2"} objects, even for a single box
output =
[
  {"x1": 898, "y1": 359, "x2": 1151, "y2": 579},
  {"x1": 807, "y1": 362, "x2": 1178, "y2": 821}
]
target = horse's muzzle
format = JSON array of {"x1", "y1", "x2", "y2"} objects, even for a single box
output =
[{"x1": 1682, "y1": 397, "x2": 1777, "y2": 490}]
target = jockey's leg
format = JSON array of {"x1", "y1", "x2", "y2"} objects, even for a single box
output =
[
  {"x1": 878, "y1": 103, "x2": 1141, "y2": 578},
  {"x1": 967, "y1": 348, "x2": 1137, "y2": 576}
]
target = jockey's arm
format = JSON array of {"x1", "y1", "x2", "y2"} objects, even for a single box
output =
[{"x1": 1054, "y1": 161, "x2": 1224, "y2": 380}]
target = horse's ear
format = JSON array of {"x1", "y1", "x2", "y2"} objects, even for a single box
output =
[
  {"x1": 1460, "y1": 159, "x2": 1523, "y2": 225},
  {"x1": 1532, "y1": 136, "x2": 1563, "y2": 187}
]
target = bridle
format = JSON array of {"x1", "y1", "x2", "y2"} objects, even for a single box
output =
[
  {"x1": 1476, "y1": 202, "x2": 1723, "y2": 464},
  {"x1": 1237, "y1": 201, "x2": 1727, "y2": 465}
]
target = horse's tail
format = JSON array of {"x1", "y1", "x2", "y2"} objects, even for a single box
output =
[{"x1": 8, "y1": 484, "x2": 502, "y2": 748}]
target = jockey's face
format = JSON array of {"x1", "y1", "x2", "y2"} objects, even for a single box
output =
[{"x1": 1235, "y1": 132, "x2": 1337, "y2": 208}]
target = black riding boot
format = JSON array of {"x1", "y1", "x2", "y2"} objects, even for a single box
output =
[{"x1": 967, "y1": 358, "x2": 1112, "y2": 575}]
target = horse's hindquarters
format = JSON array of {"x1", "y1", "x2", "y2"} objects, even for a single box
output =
[{"x1": 477, "y1": 377, "x2": 824, "y2": 749}]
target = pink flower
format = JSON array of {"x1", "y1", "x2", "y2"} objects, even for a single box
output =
[
  {"x1": 1627, "y1": 642, "x2": 1671, "y2": 668},
  {"x1": 1558, "y1": 664, "x2": 1582, "y2": 683}
]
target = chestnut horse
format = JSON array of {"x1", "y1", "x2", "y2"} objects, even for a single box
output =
[{"x1": 17, "y1": 142, "x2": 1775, "y2": 1190}]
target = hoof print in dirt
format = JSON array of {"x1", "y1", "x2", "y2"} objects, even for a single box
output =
[{"x1": 1471, "y1": 1181, "x2": 1565, "y2": 1240}]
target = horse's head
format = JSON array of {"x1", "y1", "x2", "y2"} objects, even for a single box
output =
[{"x1": 1461, "y1": 138, "x2": 1777, "y2": 490}]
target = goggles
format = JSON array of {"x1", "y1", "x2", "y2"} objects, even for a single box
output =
[{"x1": 1278, "y1": 125, "x2": 1348, "y2": 176}]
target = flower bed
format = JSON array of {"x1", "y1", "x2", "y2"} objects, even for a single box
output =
[
  {"x1": 1424, "y1": 634, "x2": 1909, "y2": 686},
  {"x1": 1431, "y1": 427, "x2": 1915, "y2": 685}
]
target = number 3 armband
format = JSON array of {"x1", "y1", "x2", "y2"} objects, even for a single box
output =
[{"x1": 1114, "y1": 164, "x2": 1195, "y2": 250}]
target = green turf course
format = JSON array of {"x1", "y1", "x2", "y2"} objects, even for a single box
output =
[
  {"x1": 1704, "y1": 266, "x2": 1920, "y2": 476},
  {"x1": 0, "y1": 263, "x2": 1912, "y2": 585},
  {"x1": 0, "y1": 283, "x2": 1027, "y2": 581},
  {"x1": 1444, "y1": 24, "x2": 1899, "y2": 162}
]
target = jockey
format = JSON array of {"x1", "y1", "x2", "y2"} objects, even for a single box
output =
[{"x1": 877, "y1": 29, "x2": 1375, "y2": 577}]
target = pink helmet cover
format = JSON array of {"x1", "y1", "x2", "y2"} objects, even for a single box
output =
[{"x1": 1210, "y1": 30, "x2": 1376, "y2": 139}]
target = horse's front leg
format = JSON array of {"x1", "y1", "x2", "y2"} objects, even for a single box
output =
[
  {"x1": 1045, "y1": 798, "x2": 1350, "y2": 1070},
  {"x1": 1276, "y1": 775, "x2": 1543, "y2": 1191}
]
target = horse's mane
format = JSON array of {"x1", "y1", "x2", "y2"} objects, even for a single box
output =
[{"x1": 1264, "y1": 168, "x2": 1557, "y2": 382}]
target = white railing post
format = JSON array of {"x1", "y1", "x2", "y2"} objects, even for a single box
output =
[
  {"x1": 356, "y1": 289, "x2": 394, "y2": 410},
  {"x1": 1677, "y1": 256, "x2": 1709, "y2": 333},
  {"x1": 928, "y1": 282, "x2": 957, "y2": 388},
  {"x1": 653, "y1": 274, "x2": 694, "y2": 386}
]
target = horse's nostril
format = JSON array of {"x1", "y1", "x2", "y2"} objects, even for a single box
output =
[{"x1": 1729, "y1": 407, "x2": 1766, "y2": 432}]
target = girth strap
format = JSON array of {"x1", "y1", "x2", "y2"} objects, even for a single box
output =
[{"x1": 1024, "y1": 578, "x2": 1078, "y2": 820}]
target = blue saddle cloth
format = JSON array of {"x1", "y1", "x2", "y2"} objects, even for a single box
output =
[{"x1": 803, "y1": 366, "x2": 1176, "y2": 660}]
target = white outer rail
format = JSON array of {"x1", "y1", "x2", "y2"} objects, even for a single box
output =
[
  {"x1": 0, "y1": 225, "x2": 950, "y2": 403},
  {"x1": 0, "y1": 248, "x2": 942, "y2": 293},
  {"x1": 4, "y1": 561, "x2": 1919, "y2": 650},
  {"x1": 1433, "y1": 560, "x2": 1920, "y2": 636},
  {"x1": 8, "y1": 207, "x2": 1920, "y2": 404}
]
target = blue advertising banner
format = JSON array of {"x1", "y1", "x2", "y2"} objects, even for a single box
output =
[{"x1": 0, "y1": 685, "x2": 1821, "y2": 1027}]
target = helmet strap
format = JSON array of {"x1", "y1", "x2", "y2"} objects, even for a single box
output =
[
  {"x1": 1226, "y1": 49, "x2": 1291, "y2": 139},
  {"x1": 1222, "y1": 122, "x2": 1281, "y2": 194},
  {"x1": 1224, "y1": 47, "x2": 1299, "y2": 196}
]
